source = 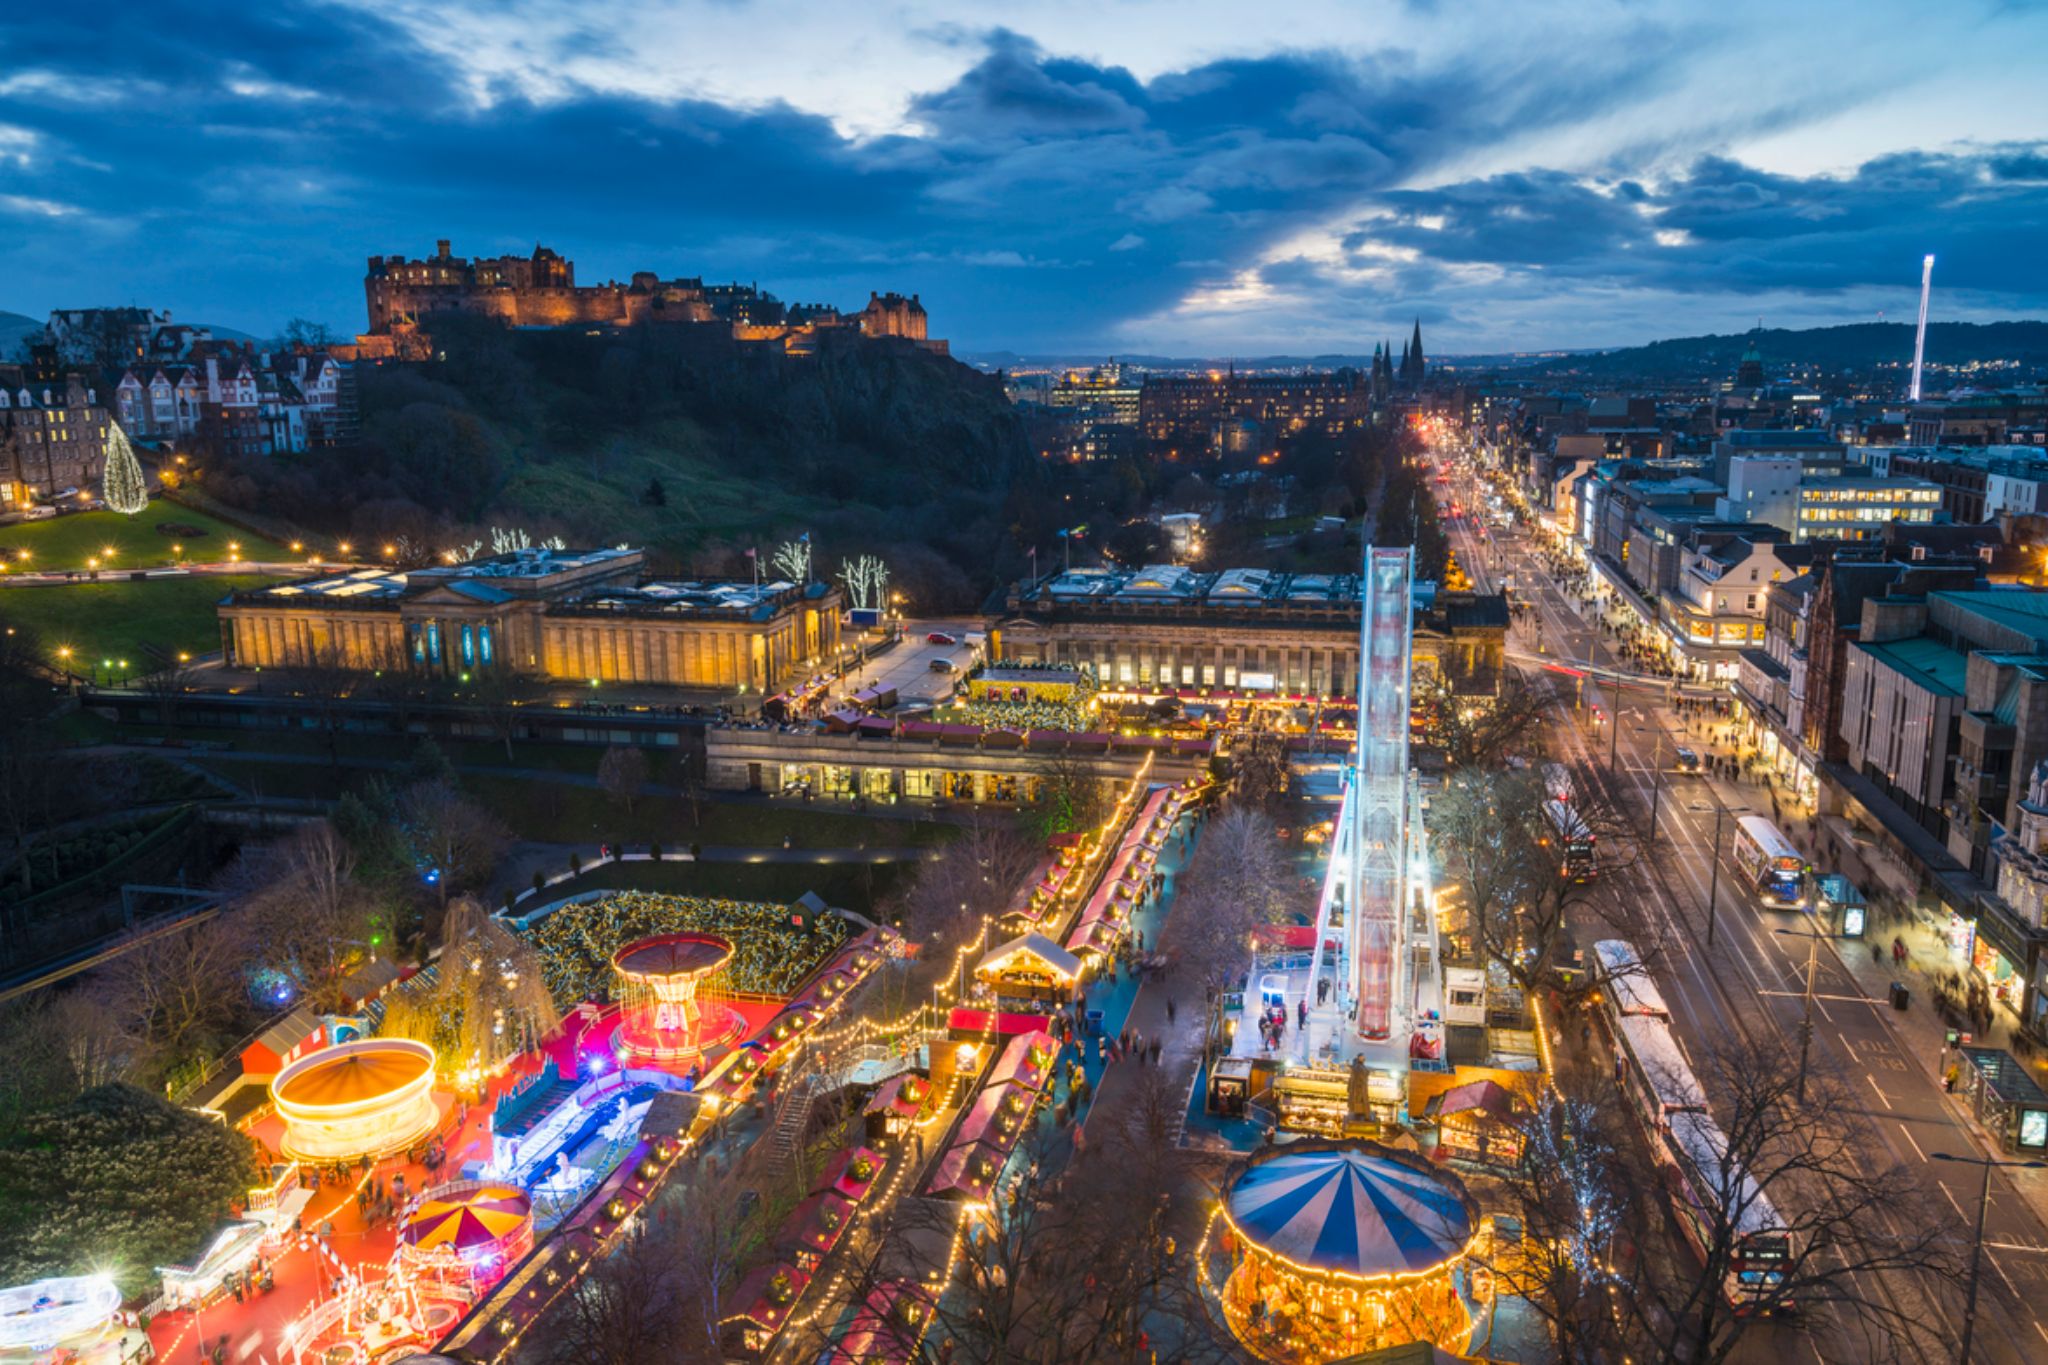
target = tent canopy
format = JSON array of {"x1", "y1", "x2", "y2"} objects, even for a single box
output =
[
  {"x1": 1227, "y1": 1147, "x2": 1474, "y2": 1279},
  {"x1": 977, "y1": 932, "x2": 1082, "y2": 983}
]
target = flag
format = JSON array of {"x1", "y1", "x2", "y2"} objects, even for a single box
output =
[
  {"x1": 745, "y1": 547, "x2": 757, "y2": 558},
  {"x1": 799, "y1": 532, "x2": 811, "y2": 544}
]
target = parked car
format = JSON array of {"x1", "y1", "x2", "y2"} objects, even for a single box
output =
[
  {"x1": 1674, "y1": 746, "x2": 1701, "y2": 773},
  {"x1": 926, "y1": 631, "x2": 957, "y2": 645}
]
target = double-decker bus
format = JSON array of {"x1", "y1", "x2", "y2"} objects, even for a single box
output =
[
  {"x1": 1543, "y1": 761, "x2": 1576, "y2": 806},
  {"x1": 1730, "y1": 815, "x2": 1807, "y2": 910},
  {"x1": 1593, "y1": 939, "x2": 1671, "y2": 1020},
  {"x1": 1544, "y1": 799, "x2": 1597, "y2": 882},
  {"x1": 1596, "y1": 937, "x2": 1795, "y2": 1313},
  {"x1": 1669, "y1": 1109, "x2": 1793, "y2": 1311}
]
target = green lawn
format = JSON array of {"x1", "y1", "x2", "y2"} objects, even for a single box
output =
[
  {"x1": 0, "y1": 573, "x2": 281, "y2": 671},
  {"x1": 0, "y1": 504, "x2": 289, "y2": 572}
]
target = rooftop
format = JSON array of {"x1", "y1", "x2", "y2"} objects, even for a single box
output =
[{"x1": 1858, "y1": 637, "x2": 1968, "y2": 697}]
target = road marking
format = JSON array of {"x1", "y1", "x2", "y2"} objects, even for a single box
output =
[
  {"x1": 1989, "y1": 1246, "x2": 2021, "y2": 1298},
  {"x1": 2035, "y1": 1320, "x2": 2048, "y2": 1348},
  {"x1": 1758, "y1": 990, "x2": 1883, "y2": 1006},
  {"x1": 1866, "y1": 1074, "x2": 1894, "y2": 1110},
  {"x1": 1897, "y1": 1123, "x2": 1927, "y2": 1162},
  {"x1": 1987, "y1": 1240, "x2": 2048, "y2": 1253},
  {"x1": 1839, "y1": 1032, "x2": 1860, "y2": 1060},
  {"x1": 1940, "y1": 1181, "x2": 1967, "y2": 1221}
]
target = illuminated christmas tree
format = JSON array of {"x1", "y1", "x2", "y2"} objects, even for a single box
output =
[{"x1": 101, "y1": 424, "x2": 149, "y2": 515}]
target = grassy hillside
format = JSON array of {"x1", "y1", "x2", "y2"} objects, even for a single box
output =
[
  {"x1": 201, "y1": 318, "x2": 1038, "y2": 609},
  {"x1": 0, "y1": 573, "x2": 279, "y2": 668},
  {"x1": 0, "y1": 504, "x2": 284, "y2": 572}
]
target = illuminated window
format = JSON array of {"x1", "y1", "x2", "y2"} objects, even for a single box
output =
[
  {"x1": 460, "y1": 624, "x2": 475, "y2": 666},
  {"x1": 480, "y1": 624, "x2": 494, "y2": 665}
]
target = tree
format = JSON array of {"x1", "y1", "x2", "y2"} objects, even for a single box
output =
[
  {"x1": 522, "y1": 1166, "x2": 747, "y2": 1365},
  {"x1": 838, "y1": 1120, "x2": 1237, "y2": 1364},
  {"x1": 100, "y1": 423, "x2": 149, "y2": 515},
  {"x1": 1223, "y1": 725, "x2": 1289, "y2": 809},
  {"x1": 1163, "y1": 805, "x2": 1305, "y2": 996},
  {"x1": 597, "y1": 745, "x2": 650, "y2": 815},
  {"x1": 93, "y1": 914, "x2": 250, "y2": 1086},
  {"x1": 641, "y1": 476, "x2": 668, "y2": 507},
  {"x1": 467, "y1": 665, "x2": 526, "y2": 760},
  {"x1": 0, "y1": 1083, "x2": 260, "y2": 1297},
  {"x1": 135, "y1": 651, "x2": 199, "y2": 727},
  {"x1": 233, "y1": 821, "x2": 382, "y2": 1013},
  {"x1": 835, "y1": 553, "x2": 891, "y2": 611},
  {"x1": 279, "y1": 317, "x2": 336, "y2": 348},
  {"x1": 1416, "y1": 667, "x2": 1552, "y2": 770},
  {"x1": 1104, "y1": 518, "x2": 1166, "y2": 565},
  {"x1": 1029, "y1": 746, "x2": 1110, "y2": 839},
  {"x1": 891, "y1": 813, "x2": 1043, "y2": 959},
  {"x1": 382, "y1": 896, "x2": 559, "y2": 1081},
  {"x1": 1518, "y1": 1035, "x2": 1962, "y2": 1364},
  {"x1": 1431, "y1": 766, "x2": 1646, "y2": 1003},
  {"x1": 401, "y1": 779, "x2": 511, "y2": 905},
  {"x1": 771, "y1": 536, "x2": 812, "y2": 584}
]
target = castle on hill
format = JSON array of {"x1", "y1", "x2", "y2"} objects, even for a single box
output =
[{"x1": 357, "y1": 240, "x2": 944, "y2": 359}]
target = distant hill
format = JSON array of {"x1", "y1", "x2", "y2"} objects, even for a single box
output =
[{"x1": 1522, "y1": 321, "x2": 2048, "y2": 381}]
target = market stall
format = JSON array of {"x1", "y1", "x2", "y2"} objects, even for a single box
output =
[{"x1": 976, "y1": 935, "x2": 1082, "y2": 1007}]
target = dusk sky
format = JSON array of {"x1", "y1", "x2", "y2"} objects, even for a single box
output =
[{"x1": 3, "y1": 0, "x2": 2045, "y2": 355}]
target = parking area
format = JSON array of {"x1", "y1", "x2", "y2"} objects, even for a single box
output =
[{"x1": 847, "y1": 619, "x2": 983, "y2": 708}]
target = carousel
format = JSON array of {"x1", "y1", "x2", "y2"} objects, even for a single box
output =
[
  {"x1": 609, "y1": 933, "x2": 747, "y2": 1064},
  {"x1": 398, "y1": 1182, "x2": 535, "y2": 1289},
  {"x1": 1208, "y1": 1139, "x2": 1488, "y2": 1363},
  {"x1": 272, "y1": 1039, "x2": 440, "y2": 1163}
]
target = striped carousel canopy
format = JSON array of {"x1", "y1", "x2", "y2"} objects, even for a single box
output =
[
  {"x1": 400, "y1": 1185, "x2": 532, "y2": 1256},
  {"x1": 1226, "y1": 1147, "x2": 1473, "y2": 1279}
]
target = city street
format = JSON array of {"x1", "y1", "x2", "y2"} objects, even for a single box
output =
[{"x1": 1440, "y1": 446, "x2": 2048, "y2": 1364}]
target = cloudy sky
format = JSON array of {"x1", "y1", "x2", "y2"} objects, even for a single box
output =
[{"x1": 2, "y1": 0, "x2": 2044, "y2": 354}]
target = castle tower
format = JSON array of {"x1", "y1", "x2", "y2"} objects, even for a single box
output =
[{"x1": 1736, "y1": 339, "x2": 1764, "y2": 390}]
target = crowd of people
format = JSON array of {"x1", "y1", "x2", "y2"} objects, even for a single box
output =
[{"x1": 524, "y1": 892, "x2": 850, "y2": 1004}]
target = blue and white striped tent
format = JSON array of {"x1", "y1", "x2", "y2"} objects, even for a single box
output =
[{"x1": 1227, "y1": 1147, "x2": 1474, "y2": 1278}]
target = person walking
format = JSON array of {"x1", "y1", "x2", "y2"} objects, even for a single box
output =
[{"x1": 1166, "y1": 997, "x2": 1177, "y2": 1026}]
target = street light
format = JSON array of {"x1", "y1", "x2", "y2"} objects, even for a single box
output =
[
  {"x1": 1929, "y1": 1150, "x2": 2048, "y2": 1363},
  {"x1": 1690, "y1": 802, "x2": 1749, "y2": 949},
  {"x1": 1772, "y1": 923, "x2": 1828, "y2": 1104}
]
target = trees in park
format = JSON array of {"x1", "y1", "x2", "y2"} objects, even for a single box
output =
[{"x1": 892, "y1": 814, "x2": 1043, "y2": 957}]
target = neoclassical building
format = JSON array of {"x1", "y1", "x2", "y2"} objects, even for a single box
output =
[
  {"x1": 219, "y1": 547, "x2": 841, "y2": 692},
  {"x1": 988, "y1": 565, "x2": 1506, "y2": 701}
]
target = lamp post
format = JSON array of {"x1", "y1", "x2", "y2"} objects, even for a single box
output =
[
  {"x1": 1639, "y1": 726, "x2": 1664, "y2": 843},
  {"x1": 1773, "y1": 923, "x2": 1827, "y2": 1104},
  {"x1": 1930, "y1": 1151, "x2": 2048, "y2": 1362},
  {"x1": 1691, "y1": 803, "x2": 1748, "y2": 949}
]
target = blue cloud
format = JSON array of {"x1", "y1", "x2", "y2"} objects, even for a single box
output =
[{"x1": 0, "y1": 3, "x2": 2040, "y2": 352}]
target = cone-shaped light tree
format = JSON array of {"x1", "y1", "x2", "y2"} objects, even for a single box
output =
[{"x1": 101, "y1": 424, "x2": 149, "y2": 515}]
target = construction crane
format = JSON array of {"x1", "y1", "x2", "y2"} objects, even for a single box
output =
[{"x1": 1909, "y1": 254, "x2": 1934, "y2": 402}]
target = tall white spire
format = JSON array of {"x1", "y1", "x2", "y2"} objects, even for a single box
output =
[{"x1": 1909, "y1": 254, "x2": 1934, "y2": 403}]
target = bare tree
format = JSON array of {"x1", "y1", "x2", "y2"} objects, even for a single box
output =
[
  {"x1": 1223, "y1": 726, "x2": 1290, "y2": 809},
  {"x1": 1162, "y1": 805, "x2": 1305, "y2": 996},
  {"x1": 1417, "y1": 667, "x2": 1553, "y2": 769},
  {"x1": 467, "y1": 665, "x2": 526, "y2": 761},
  {"x1": 135, "y1": 652, "x2": 199, "y2": 728},
  {"x1": 770, "y1": 537, "x2": 812, "y2": 584},
  {"x1": 597, "y1": 745, "x2": 649, "y2": 816},
  {"x1": 1028, "y1": 746, "x2": 1111, "y2": 838},
  {"x1": 835, "y1": 554, "x2": 891, "y2": 612},
  {"x1": 1628, "y1": 1035, "x2": 1959, "y2": 1363},
  {"x1": 1431, "y1": 766, "x2": 1647, "y2": 1003},
  {"x1": 521, "y1": 1165, "x2": 748, "y2": 1365},
  {"x1": 94, "y1": 913, "x2": 249, "y2": 1086},
  {"x1": 891, "y1": 813, "x2": 1042, "y2": 959},
  {"x1": 233, "y1": 822, "x2": 382, "y2": 1013},
  {"x1": 401, "y1": 779, "x2": 512, "y2": 907}
]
